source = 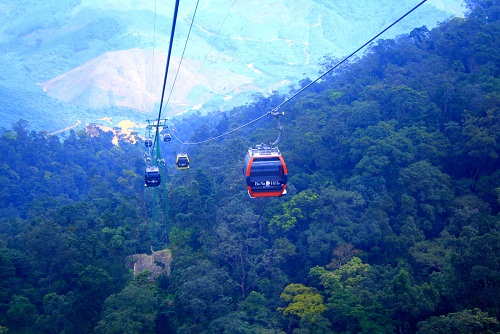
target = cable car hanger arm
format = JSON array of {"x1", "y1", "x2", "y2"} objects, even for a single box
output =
[{"x1": 269, "y1": 109, "x2": 284, "y2": 146}]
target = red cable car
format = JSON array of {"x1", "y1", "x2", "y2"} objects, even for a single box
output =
[{"x1": 243, "y1": 145, "x2": 287, "y2": 198}]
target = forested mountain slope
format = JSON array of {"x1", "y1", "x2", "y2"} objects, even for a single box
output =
[
  {"x1": 0, "y1": 0, "x2": 464, "y2": 132},
  {"x1": 0, "y1": 1, "x2": 499, "y2": 333}
]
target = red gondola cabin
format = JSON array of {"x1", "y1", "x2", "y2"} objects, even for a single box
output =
[{"x1": 243, "y1": 145, "x2": 287, "y2": 198}]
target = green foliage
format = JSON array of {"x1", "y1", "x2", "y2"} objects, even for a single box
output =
[
  {"x1": 0, "y1": 248, "x2": 16, "y2": 303},
  {"x1": 270, "y1": 190, "x2": 320, "y2": 231},
  {"x1": 462, "y1": 109, "x2": 500, "y2": 159},
  {"x1": 35, "y1": 292, "x2": 72, "y2": 333},
  {"x1": 417, "y1": 308, "x2": 500, "y2": 334},
  {"x1": 6, "y1": 295, "x2": 38, "y2": 328},
  {"x1": 207, "y1": 292, "x2": 285, "y2": 333},
  {"x1": 386, "y1": 269, "x2": 439, "y2": 333},
  {"x1": 238, "y1": 291, "x2": 279, "y2": 329},
  {"x1": 171, "y1": 259, "x2": 236, "y2": 326},
  {"x1": 314, "y1": 257, "x2": 395, "y2": 333},
  {"x1": 398, "y1": 161, "x2": 454, "y2": 236},
  {"x1": 1, "y1": 3, "x2": 500, "y2": 333},
  {"x1": 278, "y1": 284, "x2": 327, "y2": 322},
  {"x1": 71, "y1": 265, "x2": 115, "y2": 331},
  {"x1": 95, "y1": 284, "x2": 158, "y2": 334},
  {"x1": 431, "y1": 229, "x2": 500, "y2": 314}
]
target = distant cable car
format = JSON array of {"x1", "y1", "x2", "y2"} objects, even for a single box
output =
[
  {"x1": 176, "y1": 153, "x2": 190, "y2": 170},
  {"x1": 164, "y1": 134, "x2": 172, "y2": 142},
  {"x1": 145, "y1": 139, "x2": 153, "y2": 147},
  {"x1": 243, "y1": 145, "x2": 288, "y2": 198},
  {"x1": 145, "y1": 166, "x2": 161, "y2": 187}
]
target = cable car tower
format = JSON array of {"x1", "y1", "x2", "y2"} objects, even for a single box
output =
[{"x1": 144, "y1": 118, "x2": 170, "y2": 247}]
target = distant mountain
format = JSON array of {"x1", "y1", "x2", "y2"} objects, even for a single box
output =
[
  {"x1": 39, "y1": 48, "x2": 258, "y2": 114},
  {"x1": 0, "y1": 0, "x2": 466, "y2": 132}
]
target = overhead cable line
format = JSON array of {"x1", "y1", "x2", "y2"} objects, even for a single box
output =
[
  {"x1": 172, "y1": 0, "x2": 429, "y2": 145},
  {"x1": 153, "y1": 0, "x2": 181, "y2": 150},
  {"x1": 146, "y1": 0, "x2": 181, "y2": 249},
  {"x1": 172, "y1": 111, "x2": 270, "y2": 145},
  {"x1": 166, "y1": 0, "x2": 239, "y2": 141},
  {"x1": 268, "y1": 0, "x2": 429, "y2": 114},
  {"x1": 163, "y1": 0, "x2": 201, "y2": 115},
  {"x1": 190, "y1": 0, "x2": 240, "y2": 84}
]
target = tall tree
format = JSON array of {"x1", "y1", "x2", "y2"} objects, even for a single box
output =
[{"x1": 95, "y1": 275, "x2": 158, "y2": 334}]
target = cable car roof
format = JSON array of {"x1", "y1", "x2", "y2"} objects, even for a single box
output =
[
  {"x1": 247, "y1": 144, "x2": 281, "y2": 157},
  {"x1": 146, "y1": 166, "x2": 160, "y2": 172}
]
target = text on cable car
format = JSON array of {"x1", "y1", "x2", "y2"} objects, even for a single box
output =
[{"x1": 253, "y1": 181, "x2": 283, "y2": 187}]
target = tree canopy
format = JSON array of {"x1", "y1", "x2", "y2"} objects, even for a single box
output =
[{"x1": 0, "y1": 1, "x2": 499, "y2": 333}]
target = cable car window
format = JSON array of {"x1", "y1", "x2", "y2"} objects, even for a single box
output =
[{"x1": 250, "y1": 159, "x2": 283, "y2": 177}]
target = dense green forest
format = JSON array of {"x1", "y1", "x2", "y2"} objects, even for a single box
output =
[{"x1": 1, "y1": 1, "x2": 500, "y2": 333}]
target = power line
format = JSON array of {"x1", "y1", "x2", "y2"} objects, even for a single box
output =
[
  {"x1": 190, "y1": 0, "x2": 241, "y2": 91},
  {"x1": 171, "y1": 0, "x2": 429, "y2": 145},
  {"x1": 269, "y1": 0, "x2": 428, "y2": 114},
  {"x1": 160, "y1": 0, "x2": 239, "y2": 122},
  {"x1": 153, "y1": 0, "x2": 181, "y2": 150},
  {"x1": 163, "y1": 0, "x2": 201, "y2": 115},
  {"x1": 171, "y1": 111, "x2": 270, "y2": 145}
]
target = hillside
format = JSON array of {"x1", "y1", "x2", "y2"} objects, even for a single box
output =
[
  {"x1": 0, "y1": 1, "x2": 499, "y2": 333},
  {"x1": 39, "y1": 48, "x2": 257, "y2": 114},
  {"x1": 0, "y1": 0, "x2": 465, "y2": 132}
]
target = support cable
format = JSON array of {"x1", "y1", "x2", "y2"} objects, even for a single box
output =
[
  {"x1": 153, "y1": 0, "x2": 181, "y2": 150},
  {"x1": 269, "y1": 0, "x2": 428, "y2": 114},
  {"x1": 170, "y1": 0, "x2": 428, "y2": 145},
  {"x1": 170, "y1": 111, "x2": 270, "y2": 145},
  {"x1": 162, "y1": 0, "x2": 201, "y2": 115}
]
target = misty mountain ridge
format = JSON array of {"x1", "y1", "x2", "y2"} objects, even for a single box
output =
[
  {"x1": 1, "y1": 2, "x2": 499, "y2": 332},
  {"x1": 0, "y1": 0, "x2": 465, "y2": 133}
]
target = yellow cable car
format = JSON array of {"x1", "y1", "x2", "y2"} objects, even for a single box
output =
[{"x1": 176, "y1": 153, "x2": 190, "y2": 170}]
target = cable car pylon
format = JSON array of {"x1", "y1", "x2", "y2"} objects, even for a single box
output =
[
  {"x1": 144, "y1": 0, "x2": 179, "y2": 249},
  {"x1": 145, "y1": 118, "x2": 171, "y2": 247}
]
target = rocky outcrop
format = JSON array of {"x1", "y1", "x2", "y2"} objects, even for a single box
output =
[{"x1": 126, "y1": 248, "x2": 172, "y2": 278}]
